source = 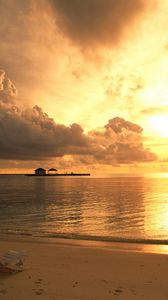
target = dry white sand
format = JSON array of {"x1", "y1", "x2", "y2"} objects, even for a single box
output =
[{"x1": 0, "y1": 237, "x2": 168, "y2": 299}]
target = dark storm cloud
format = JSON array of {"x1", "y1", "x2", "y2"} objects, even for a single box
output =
[
  {"x1": 49, "y1": 0, "x2": 148, "y2": 48},
  {"x1": 0, "y1": 71, "x2": 157, "y2": 164}
]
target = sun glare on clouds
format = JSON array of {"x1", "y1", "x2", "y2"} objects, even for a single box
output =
[{"x1": 148, "y1": 115, "x2": 168, "y2": 138}]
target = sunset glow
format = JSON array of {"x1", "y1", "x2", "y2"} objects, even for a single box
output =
[
  {"x1": 1, "y1": 0, "x2": 168, "y2": 174},
  {"x1": 148, "y1": 115, "x2": 168, "y2": 138}
]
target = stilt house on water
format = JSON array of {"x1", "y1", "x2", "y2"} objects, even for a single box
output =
[
  {"x1": 29, "y1": 167, "x2": 90, "y2": 176},
  {"x1": 48, "y1": 168, "x2": 58, "y2": 174},
  {"x1": 35, "y1": 168, "x2": 46, "y2": 176},
  {"x1": 34, "y1": 168, "x2": 57, "y2": 176}
]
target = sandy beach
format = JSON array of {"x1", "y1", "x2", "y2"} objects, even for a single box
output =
[{"x1": 0, "y1": 237, "x2": 168, "y2": 300}]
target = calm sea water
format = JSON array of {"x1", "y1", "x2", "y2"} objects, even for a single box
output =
[{"x1": 0, "y1": 174, "x2": 168, "y2": 244}]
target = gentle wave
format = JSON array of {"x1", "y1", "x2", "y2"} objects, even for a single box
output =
[{"x1": 1, "y1": 229, "x2": 168, "y2": 246}]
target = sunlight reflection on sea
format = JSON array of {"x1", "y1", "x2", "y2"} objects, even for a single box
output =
[{"x1": 0, "y1": 174, "x2": 168, "y2": 247}]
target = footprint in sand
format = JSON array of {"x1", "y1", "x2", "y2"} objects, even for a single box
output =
[
  {"x1": 35, "y1": 288, "x2": 44, "y2": 296},
  {"x1": 113, "y1": 288, "x2": 123, "y2": 296},
  {"x1": 72, "y1": 281, "x2": 79, "y2": 288},
  {"x1": 35, "y1": 278, "x2": 43, "y2": 284},
  {"x1": 33, "y1": 278, "x2": 45, "y2": 296}
]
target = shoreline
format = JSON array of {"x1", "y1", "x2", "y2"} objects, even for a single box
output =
[
  {"x1": 1, "y1": 234, "x2": 168, "y2": 255},
  {"x1": 0, "y1": 236, "x2": 168, "y2": 299}
]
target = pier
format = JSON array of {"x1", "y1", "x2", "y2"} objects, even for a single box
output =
[{"x1": 26, "y1": 168, "x2": 90, "y2": 176}]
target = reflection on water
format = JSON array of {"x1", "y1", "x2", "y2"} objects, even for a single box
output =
[
  {"x1": 0, "y1": 175, "x2": 168, "y2": 244},
  {"x1": 144, "y1": 177, "x2": 168, "y2": 240}
]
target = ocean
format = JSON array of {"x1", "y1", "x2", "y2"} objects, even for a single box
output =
[{"x1": 0, "y1": 174, "x2": 168, "y2": 245}]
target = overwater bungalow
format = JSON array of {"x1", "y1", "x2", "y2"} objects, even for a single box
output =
[
  {"x1": 48, "y1": 168, "x2": 58, "y2": 175},
  {"x1": 34, "y1": 168, "x2": 46, "y2": 176},
  {"x1": 27, "y1": 167, "x2": 90, "y2": 176}
]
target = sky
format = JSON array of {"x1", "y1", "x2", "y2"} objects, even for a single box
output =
[{"x1": 0, "y1": 0, "x2": 168, "y2": 174}]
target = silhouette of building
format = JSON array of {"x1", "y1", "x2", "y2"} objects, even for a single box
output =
[
  {"x1": 48, "y1": 168, "x2": 58, "y2": 175},
  {"x1": 35, "y1": 168, "x2": 46, "y2": 176}
]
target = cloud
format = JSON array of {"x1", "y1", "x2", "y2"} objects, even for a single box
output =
[
  {"x1": 0, "y1": 71, "x2": 157, "y2": 165},
  {"x1": 105, "y1": 117, "x2": 143, "y2": 134},
  {"x1": 0, "y1": 70, "x2": 17, "y2": 103},
  {"x1": 0, "y1": 0, "x2": 69, "y2": 101},
  {"x1": 89, "y1": 117, "x2": 157, "y2": 164},
  {"x1": 105, "y1": 74, "x2": 144, "y2": 118},
  {"x1": 140, "y1": 106, "x2": 168, "y2": 115},
  {"x1": 49, "y1": 0, "x2": 149, "y2": 49},
  {"x1": 0, "y1": 0, "x2": 156, "y2": 133}
]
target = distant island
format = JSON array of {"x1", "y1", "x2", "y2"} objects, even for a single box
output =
[{"x1": 26, "y1": 168, "x2": 90, "y2": 177}]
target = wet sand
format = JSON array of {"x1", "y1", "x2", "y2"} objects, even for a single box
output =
[{"x1": 0, "y1": 237, "x2": 168, "y2": 299}]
